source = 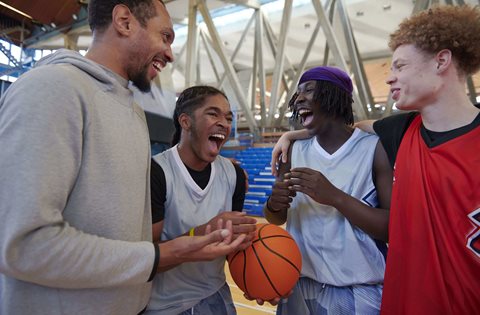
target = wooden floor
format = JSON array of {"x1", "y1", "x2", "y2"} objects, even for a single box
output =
[
  {"x1": 226, "y1": 266, "x2": 277, "y2": 315},
  {"x1": 227, "y1": 217, "x2": 279, "y2": 315}
]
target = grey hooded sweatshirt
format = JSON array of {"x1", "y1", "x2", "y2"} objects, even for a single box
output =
[{"x1": 0, "y1": 49, "x2": 155, "y2": 314}]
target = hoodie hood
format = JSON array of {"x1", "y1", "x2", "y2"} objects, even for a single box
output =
[{"x1": 35, "y1": 49, "x2": 128, "y2": 88}]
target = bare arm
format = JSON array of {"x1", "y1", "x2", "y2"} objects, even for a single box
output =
[
  {"x1": 354, "y1": 120, "x2": 377, "y2": 134},
  {"x1": 271, "y1": 129, "x2": 311, "y2": 176},
  {"x1": 264, "y1": 143, "x2": 296, "y2": 225}
]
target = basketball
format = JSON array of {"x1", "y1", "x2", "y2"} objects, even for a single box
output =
[{"x1": 227, "y1": 223, "x2": 302, "y2": 301}]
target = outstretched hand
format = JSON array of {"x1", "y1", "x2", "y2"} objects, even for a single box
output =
[
  {"x1": 285, "y1": 167, "x2": 340, "y2": 206},
  {"x1": 158, "y1": 219, "x2": 249, "y2": 269},
  {"x1": 206, "y1": 212, "x2": 257, "y2": 247}
]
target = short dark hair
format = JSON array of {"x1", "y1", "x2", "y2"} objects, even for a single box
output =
[
  {"x1": 88, "y1": 0, "x2": 164, "y2": 32},
  {"x1": 289, "y1": 80, "x2": 354, "y2": 126},
  {"x1": 171, "y1": 86, "x2": 228, "y2": 146}
]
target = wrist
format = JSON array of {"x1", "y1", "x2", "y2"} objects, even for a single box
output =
[
  {"x1": 266, "y1": 197, "x2": 282, "y2": 213},
  {"x1": 330, "y1": 188, "x2": 345, "y2": 208}
]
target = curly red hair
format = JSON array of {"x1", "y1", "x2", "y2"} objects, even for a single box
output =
[{"x1": 389, "y1": 5, "x2": 480, "y2": 76}]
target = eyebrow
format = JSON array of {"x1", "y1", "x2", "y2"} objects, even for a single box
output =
[
  {"x1": 390, "y1": 59, "x2": 401, "y2": 71},
  {"x1": 162, "y1": 27, "x2": 175, "y2": 44},
  {"x1": 391, "y1": 58, "x2": 406, "y2": 67},
  {"x1": 205, "y1": 106, "x2": 233, "y2": 116}
]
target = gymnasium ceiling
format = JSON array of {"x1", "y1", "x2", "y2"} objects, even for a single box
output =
[{"x1": 1, "y1": 0, "x2": 479, "y2": 94}]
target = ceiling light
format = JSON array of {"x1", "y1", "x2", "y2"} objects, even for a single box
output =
[
  {"x1": 0, "y1": 1, "x2": 33, "y2": 20},
  {"x1": 50, "y1": 22, "x2": 56, "y2": 28}
]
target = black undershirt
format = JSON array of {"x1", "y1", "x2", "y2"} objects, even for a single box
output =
[
  {"x1": 373, "y1": 104, "x2": 480, "y2": 168},
  {"x1": 150, "y1": 158, "x2": 246, "y2": 223}
]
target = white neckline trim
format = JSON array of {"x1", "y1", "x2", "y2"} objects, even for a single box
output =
[
  {"x1": 312, "y1": 128, "x2": 361, "y2": 159},
  {"x1": 172, "y1": 145, "x2": 216, "y2": 197}
]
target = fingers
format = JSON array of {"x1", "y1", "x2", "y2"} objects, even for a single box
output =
[
  {"x1": 243, "y1": 294, "x2": 283, "y2": 306},
  {"x1": 221, "y1": 220, "x2": 233, "y2": 244},
  {"x1": 281, "y1": 145, "x2": 289, "y2": 164},
  {"x1": 256, "y1": 299, "x2": 265, "y2": 305},
  {"x1": 215, "y1": 212, "x2": 257, "y2": 236},
  {"x1": 190, "y1": 228, "x2": 231, "y2": 250},
  {"x1": 270, "y1": 150, "x2": 280, "y2": 177},
  {"x1": 205, "y1": 224, "x2": 212, "y2": 234},
  {"x1": 284, "y1": 168, "x2": 316, "y2": 180},
  {"x1": 268, "y1": 297, "x2": 281, "y2": 306},
  {"x1": 233, "y1": 224, "x2": 257, "y2": 235},
  {"x1": 271, "y1": 181, "x2": 295, "y2": 204},
  {"x1": 217, "y1": 211, "x2": 257, "y2": 224},
  {"x1": 225, "y1": 233, "x2": 247, "y2": 251},
  {"x1": 216, "y1": 218, "x2": 224, "y2": 232}
]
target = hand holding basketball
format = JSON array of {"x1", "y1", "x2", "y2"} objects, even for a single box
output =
[{"x1": 227, "y1": 224, "x2": 302, "y2": 301}]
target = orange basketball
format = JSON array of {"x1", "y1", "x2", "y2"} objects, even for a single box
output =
[{"x1": 227, "y1": 223, "x2": 302, "y2": 301}]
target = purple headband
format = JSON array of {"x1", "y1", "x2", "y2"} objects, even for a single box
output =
[{"x1": 298, "y1": 66, "x2": 353, "y2": 95}]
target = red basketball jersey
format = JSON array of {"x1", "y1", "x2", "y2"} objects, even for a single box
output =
[{"x1": 381, "y1": 116, "x2": 480, "y2": 314}]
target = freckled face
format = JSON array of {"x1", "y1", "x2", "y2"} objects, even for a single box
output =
[{"x1": 386, "y1": 44, "x2": 441, "y2": 111}]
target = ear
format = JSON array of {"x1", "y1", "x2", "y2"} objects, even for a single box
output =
[
  {"x1": 435, "y1": 49, "x2": 452, "y2": 74},
  {"x1": 111, "y1": 4, "x2": 136, "y2": 36},
  {"x1": 178, "y1": 113, "x2": 192, "y2": 131}
]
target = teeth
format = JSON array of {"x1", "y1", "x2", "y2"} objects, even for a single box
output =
[
  {"x1": 152, "y1": 61, "x2": 162, "y2": 71},
  {"x1": 210, "y1": 134, "x2": 225, "y2": 140},
  {"x1": 298, "y1": 109, "x2": 312, "y2": 116}
]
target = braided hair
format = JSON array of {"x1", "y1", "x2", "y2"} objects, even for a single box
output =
[
  {"x1": 289, "y1": 80, "x2": 354, "y2": 126},
  {"x1": 171, "y1": 86, "x2": 228, "y2": 146}
]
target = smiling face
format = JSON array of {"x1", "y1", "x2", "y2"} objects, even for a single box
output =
[
  {"x1": 293, "y1": 80, "x2": 318, "y2": 130},
  {"x1": 387, "y1": 44, "x2": 441, "y2": 111},
  {"x1": 127, "y1": 1, "x2": 174, "y2": 92},
  {"x1": 186, "y1": 94, "x2": 232, "y2": 166}
]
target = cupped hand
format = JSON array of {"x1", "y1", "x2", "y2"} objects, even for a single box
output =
[{"x1": 285, "y1": 167, "x2": 340, "y2": 206}]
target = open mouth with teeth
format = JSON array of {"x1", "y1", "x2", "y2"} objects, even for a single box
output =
[
  {"x1": 207, "y1": 133, "x2": 226, "y2": 154},
  {"x1": 297, "y1": 108, "x2": 314, "y2": 127},
  {"x1": 152, "y1": 60, "x2": 163, "y2": 72}
]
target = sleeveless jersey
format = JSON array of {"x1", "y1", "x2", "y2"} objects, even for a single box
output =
[
  {"x1": 289, "y1": 128, "x2": 386, "y2": 286},
  {"x1": 147, "y1": 145, "x2": 237, "y2": 315},
  {"x1": 381, "y1": 116, "x2": 480, "y2": 314}
]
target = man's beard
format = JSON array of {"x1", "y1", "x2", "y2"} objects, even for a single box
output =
[{"x1": 130, "y1": 64, "x2": 152, "y2": 93}]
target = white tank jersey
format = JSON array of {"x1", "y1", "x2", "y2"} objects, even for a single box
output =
[
  {"x1": 288, "y1": 128, "x2": 386, "y2": 286},
  {"x1": 147, "y1": 145, "x2": 237, "y2": 315}
]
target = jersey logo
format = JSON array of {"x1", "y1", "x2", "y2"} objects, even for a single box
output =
[
  {"x1": 362, "y1": 188, "x2": 378, "y2": 208},
  {"x1": 467, "y1": 208, "x2": 480, "y2": 258}
]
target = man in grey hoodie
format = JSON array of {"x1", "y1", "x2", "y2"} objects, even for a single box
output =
[{"x1": 0, "y1": 1, "x2": 247, "y2": 314}]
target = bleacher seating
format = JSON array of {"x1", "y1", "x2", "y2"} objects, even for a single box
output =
[{"x1": 222, "y1": 147, "x2": 275, "y2": 217}]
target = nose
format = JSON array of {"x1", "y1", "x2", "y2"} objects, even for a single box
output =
[
  {"x1": 164, "y1": 45, "x2": 174, "y2": 63},
  {"x1": 294, "y1": 92, "x2": 305, "y2": 106},
  {"x1": 385, "y1": 71, "x2": 396, "y2": 85},
  {"x1": 218, "y1": 116, "x2": 229, "y2": 128},
  {"x1": 218, "y1": 115, "x2": 232, "y2": 133}
]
